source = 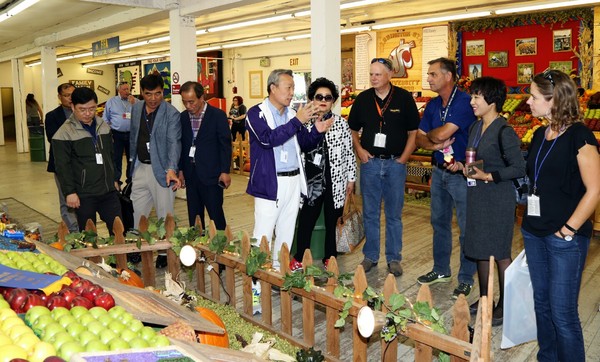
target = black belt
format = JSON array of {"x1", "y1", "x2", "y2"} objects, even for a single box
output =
[
  {"x1": 139, "y1": 160, "x2": 151, "y2": 165},
  {"x1": 277, "y1": 169, "x2": 300, "y2": 177},
  {"x1": 112, "y1": 129, "x2": 130, "y2": 134},
  {"x1": 373, "y1": 154, "x2": 400, "y2": 159}
]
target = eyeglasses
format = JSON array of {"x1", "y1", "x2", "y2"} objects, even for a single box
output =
[
  {"x1": 542, "y1": 68, "x2": 555, "y2": 88},
  {"x1": 314, "y1": 94, "x2": 334, "y2": 102},
  {"x1": 371, "y1": 57, "x2": 393, "y2": 71}
]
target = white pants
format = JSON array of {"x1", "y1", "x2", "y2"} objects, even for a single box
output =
[
  {"x1": 131, "y1": 163, "x2": 175, "y2": 228},
  {"x1": 253, "y1": 175, "x2": 301, "y2": 268}
]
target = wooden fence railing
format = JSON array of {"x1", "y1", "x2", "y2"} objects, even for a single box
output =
[{"x1": 59, "y1": 215, "x2": 493, "y2": 361}]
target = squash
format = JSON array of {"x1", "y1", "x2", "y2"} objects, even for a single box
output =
[
  {"x1": 194, "y1": 306, "x2": 229, "y2": 347},
  {"x1": 49, "y1": 241, "x2": 65, "y2": 250},
  {"x1": 116, "y1": 268, "x2": 144, "y2": 288},
  {"x1": 243, "y1": 160, "x2": 251, "y2": 172}
]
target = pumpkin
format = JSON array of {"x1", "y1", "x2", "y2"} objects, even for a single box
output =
[
  {"x1": 116, "y1": 268, "x2": 144, "y2": 288},
  {"x1": 49, "y1": 241, "x2": 65, "y2": 250},
  {"x1": 194, "y1": 306, "x2": 229, "y2": 347},
  {"x1": 243, "y1": 160, "x2": 251, "y2": 172}
]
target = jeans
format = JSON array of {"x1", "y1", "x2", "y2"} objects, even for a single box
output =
[
  {"x1": 430, "y1": 166, "x2": 476, "y2": 285},
  {"x1": 522, "y1": 228, "x2": 589, "y2": 362},
  {"x1": 360, "y1": 158, "x2": 406, "y2": 264}
]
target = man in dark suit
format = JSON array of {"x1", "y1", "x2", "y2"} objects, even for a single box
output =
[
  {"x1": 45, "y1": 83, "x2": 78, "y2": 232},
  {"x1": 178, "y1": 81, "x2": 231, "y2": 230}
]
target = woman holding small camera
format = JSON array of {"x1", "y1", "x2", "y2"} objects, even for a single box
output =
[
  {"x1": 522, "y1": 69, "x2": 600, "y2": 362},
  {"x1": 458, "y1": 77, "x2": 525, "y2": 326},
  {"x1": 229, "y1": 95, "x2": 247, "y2": 141}
]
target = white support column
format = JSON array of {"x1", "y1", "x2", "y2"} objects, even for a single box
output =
[
  {"x1": 169, "y1": 9, "x2": 197, "y2": 111},
  {"x1": 41, "y1": 46, "x2": 57, "y2": 160},
  {"x1": 310, "y1": 0, "x2": 341, "y2": 111},
  {"x1": 11, "y1": 58, "x2": 27, "y2": 153}
]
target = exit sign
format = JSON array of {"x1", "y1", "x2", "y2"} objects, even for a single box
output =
[{"x1": 290, "y1": 58, "x2": 299, "y2": 66}]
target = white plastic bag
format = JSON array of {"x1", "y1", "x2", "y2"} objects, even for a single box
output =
[{"x1": 501, "y1": 249, "x2": 537, "y2": 349}]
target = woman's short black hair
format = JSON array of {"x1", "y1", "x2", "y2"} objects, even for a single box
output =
[
  {"x1": 307, "y1": 77, "x2": 339, "y2": 102},
  {"x1": 470, "y1": 76, "x2": 506, "y2": 113}
]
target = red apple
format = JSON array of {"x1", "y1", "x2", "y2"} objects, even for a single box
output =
[
  {"x1": 70, "y1": 296, "x2": 93, "y2": 309},
  {"x1": 46, "y1": 295, "x2": 69, "y2": 310},
  {"x1": 63, "y1": 270, "x2": 78, "y2": 279},
  {"x1": 81, "y1": 285, "x2": 103, "y2": 302},
  {"x1": 93, "y1": 293, "x2": 115, "y2": 310},
  {"x1": 32, "y1": 290, "x2": 48, "y2": 303},
  {"x1": 8, "y1": 288, "x2": 29, "y2": 311},
  {"x1": 23, "y1": 293, "x2": 45, "y2": 312},
  {"x1": 58, "y1": 288, "x2": 77, "y2": 304}
]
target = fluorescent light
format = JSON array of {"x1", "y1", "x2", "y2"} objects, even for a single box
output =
[
  {"x1": 496, "y1": 0, "x2": 600, "y2": 15},
  {"x1": 149, "y1": 36, "x2": 170, "y2": 44},
  {"x1": 372, "y1": 11, "x2": 492, "y2": 30},
  {"x1": 222, "y1": 37, "x2": 284, "y2": 49},
  {"x1": 285, "y1": 33, "x2": 311, "y2": 40},
  {"x1": 341, "y1": 26, "x2": 371, "y2": 34},
  {"x1": 120, "y1": 41, "x2": 148, "y2": 50},
  {"x1": 196, "y1": 29, "x2": 207, "y2": 35},
  {"x1": 83, "y1": 53, "x2": 170, "y2": 68},
  {"x1": 208, "y1": 14, "x2": 293, "y2": 32},
  {"x1": 341, "y1": 0, "x2": 389, "y2": 10},
  {"x1": 197, "y1": 46, "x2": 222, "y2": 52},
  {"x1": 293, "y1": 10, "x2": 311, "y2": 17},
  {"x1": 0, "y1": 0, "x2": 39, "y2": 23},
  {"x1": 26, "y1": 61, "x2": 41, "y2": 67}
]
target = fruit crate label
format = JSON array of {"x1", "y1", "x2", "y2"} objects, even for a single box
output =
[{"x1": 0, "y1": 263, "x2": 62, "y2": 290}]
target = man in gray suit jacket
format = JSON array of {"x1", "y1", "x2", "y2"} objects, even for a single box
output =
[{"x1": 129, "y1": 74, "x2": 181, "y2": 232}]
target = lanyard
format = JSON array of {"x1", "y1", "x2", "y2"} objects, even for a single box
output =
[
  {"x1": 80, "y1": 120, "x2": 99, "y2": 150},
  {"x1": 439, "y1": 86, "x2": 457, "y2": 124},
  {"x1": 532, "y1": 127, "x2": 561, "y2": 194},
  {"x1": 469, "y1": 121, "x2": 484, "y2": 149},
  {"x1": 143, "y1": 105, "x2": 158, "y2": 136},
  {"x1": 374, "y1": 85, "x2": 394, "y2": 131},
  {"x1": 120, "y1": 98, "x2": 131, "y2": 113}
]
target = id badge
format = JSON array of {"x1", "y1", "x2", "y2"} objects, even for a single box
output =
[
  {"x1": 95, "y1": 153, "x2": 103, "y2": 165},
  {"x1": 467, "y1": 177, "x2": 476, "y2": 187},
  {"x1": 189, "y1": 145, "x2": 196, "y2": 158},
  {"x1": 280, "y1": 150, "x2": 288, "y2": 163},
  {"x1": 527, "y1": 195, "x2": 541, "y2": 217},
  {"x1": 146, "y1": 142, "x2": 150, "y2": 152},
  {"x1": 313, "y1": 153, "x2": 322, "y2": 165},
  {"x1": 124, "y1": 112, "x2": 131, "y2": 120},
  {"x1": 374, "y1": 133, "x2": 387, "y2": 148}
]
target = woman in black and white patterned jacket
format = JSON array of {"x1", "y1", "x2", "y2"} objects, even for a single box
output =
[{"x1": 291, "y1": 77, "x2": 357, "y2": 271}]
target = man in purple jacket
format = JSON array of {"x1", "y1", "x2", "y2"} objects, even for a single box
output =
[{"x1": 246, "y1": 69, "x2": 332, "y2": 269}]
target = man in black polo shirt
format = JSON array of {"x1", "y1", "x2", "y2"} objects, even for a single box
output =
[{"x1": 348, "y1": 57, "x2": 420, "y2": 276}]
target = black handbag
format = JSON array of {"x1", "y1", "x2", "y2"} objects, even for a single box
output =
[{"x1": 498, "y1": 125, "x2": 529, "y2": 205}]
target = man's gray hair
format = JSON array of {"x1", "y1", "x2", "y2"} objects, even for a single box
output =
[{"x1": 267, "y1": 69, "x2": 293, "y2": 95}]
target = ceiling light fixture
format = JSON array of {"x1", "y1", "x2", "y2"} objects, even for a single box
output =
[
  {"x1": 372, "y1": 11, "x2": 492, "y2": 30},
  {"x1": 222, "y1": 37, "x2": 285, "y2": 49},
  {"x1": 341, "y1": 0, "x2": 389, "y2": 10},
  {"x1": 285, "y1": 34, "x2": 311, "y2": 41},
  {"x1": 340, "y1": 26, "x2": 371, "y2": 34},
  {"x1": 0, "y1": 0, "x2": 39, "y2": 23},
  {"x1": 208, "y1": 14, "x2": 293, "y2": 33},
  {"x1": 495, "y1": 0, "x2": 600, "y2": 15},
  {"x1": 82, "y1": 53, "x2": 170, "y2": 68}
]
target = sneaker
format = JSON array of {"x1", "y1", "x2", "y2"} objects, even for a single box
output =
[
  {"x1": 387, "y1": 261, "x2": 403, "y2": 277},
  {"x1": 417, "y1": 270, "x2": 451, "y2": 285},
  {"x1": 289, "y1": 257, "x2": 303, "y2": 272},
  {"x1": 469, "y1": 300, "x2": 479, "y2": 315},
  {"x1": 452, "y1": 283, "x2": 472, "y2": 299},
  {"x1": 360, "y1": 259, "x2": 377, "y2": 273},
  {"x1": 492, "y1": 305, "x2": 503, "y2": 326}
]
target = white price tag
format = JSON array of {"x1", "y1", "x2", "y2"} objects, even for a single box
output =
[{"x1": 527, "y1": 195, "x2": 541, "y2": 217}]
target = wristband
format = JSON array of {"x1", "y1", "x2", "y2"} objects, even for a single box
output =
[{"x1": 564, "y1": 223, "x2": 578, "y2": 233}]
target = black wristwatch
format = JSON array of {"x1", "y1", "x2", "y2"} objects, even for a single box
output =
[
  {"x1": 564, "y1": 223, "x2": 578, "y2": 234},
  {"x1": 558, "y1": 229, "x2": 573, "y2": 241}
]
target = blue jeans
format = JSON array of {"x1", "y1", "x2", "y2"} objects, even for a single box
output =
[
  {"x1": 522, "y1": 228, "x2": 589, "y2": 362},
  {"x1": 430, "y1": 166, "x2": 476, "y2": 285},
  {"x1": 360, "y1": 158, "x2": 406, "y2": 264}
]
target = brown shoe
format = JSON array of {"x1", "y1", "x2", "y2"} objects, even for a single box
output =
[
  {"x1": 388, "y1": 261, "x2": 403, "y2": 277},
  {"x1": 360, "y1": 259, "x2": 377, "y2": 273}
]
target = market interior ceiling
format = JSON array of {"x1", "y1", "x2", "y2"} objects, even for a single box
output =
[{"x1": 0, "y1": 0, "x2": 596, "y2": 67}]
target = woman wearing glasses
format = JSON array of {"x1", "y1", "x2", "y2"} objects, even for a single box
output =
[
  {"x1": 457, "y1": 77, "x2": 525, "y2": 326},
  {"x1": 291, "y1": 78, "x2": 356, "y2": 270},
  {"x1": 523, "y1": 69, "x2": 600, "y2": 361}
]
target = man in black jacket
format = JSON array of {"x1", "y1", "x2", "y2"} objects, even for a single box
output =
[
  {"x1": 178, "y1": 81, "x2": 231, "y2": 230},
  {"x1": 45, "y1": 83, "x2": 78, "y2": 232}
]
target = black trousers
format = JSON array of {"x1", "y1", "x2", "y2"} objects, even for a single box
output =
[
  {"x1": 295, "y1": 178, "x2": 343, "y2": 263},
  {"x1": 77, "y1": 191, "x2": 122, "y2": 235},
  {"x1": 231, "y1": 121, "x2": 246, "y2": 141},
  {"x1": 112, "y1": 130, "x2": 131, "y2": 184},
  {"x1": 185, "y1": 171, "x2": 226, "y2": 230}
]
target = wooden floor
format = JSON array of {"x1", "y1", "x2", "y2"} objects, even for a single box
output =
[{"x1": 1, "y1": 141, "x2": 599, "y2": 361}]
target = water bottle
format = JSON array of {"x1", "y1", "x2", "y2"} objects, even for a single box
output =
[{"x1": 465, "y1": 147, "x2": 476, "y2": 164}]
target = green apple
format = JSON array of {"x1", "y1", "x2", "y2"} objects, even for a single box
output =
[
  {"x1": 150, "y1": 334, "x2": 170, "y2": 347},
  {"x1": 85, "y1": 339, "x2": 109, "y2": 352},
  {"x1": 119, "y1": 328, "x2": 138, "y2": 342},
  {"x1": 32, "y1": 314, "x2": 55, "y2": 336},
  {"x1": 107, "y1": 306, "x2": 126, "y2": 318},
  {"x1": 0, "y1": 345, "x2": 28, "y2": 361},
  {"x1": 108, "y1": 320, "x2": 126, "y2": 334},
  {"x1": 77, "y1": 330, "x2": 97, "y2": 346},
  {"x1": 98, "y1": 314, "x2": 114, "y2": 327},
  {"x1": 1, "y1": 316, "x2": 24, "y2": 332},
  {"x1": 108, "y1": 337, "x2": 130, "y2": 351},
  {"x1": 139, "y1": 326, "x2": 156, "y2": 341},
  {"x1": 51, "y1": 306, "x2": 70, "y2": 320},
  {"x1": 86, "y1": 321, "x2": 105, "y2": 336},
  {"x1": 99, "y1": 329, "x2": 118, "y2": 344},
  {"x1": 128, "y1": 319, "x2": 144, "y2": 332},
  {"x1": 25, "y1": 305, "x2": 51, "y2": 325},
  {"x1": 41, "y1": 322, "x2": 64, "y2": 341},
  {"x1": 8, "y1": 324, "x2": 33, "y2": 340},
  {"x1": 0, "y1": 309, "x2": 17, "y2": 322},
  {"x1": 120, "y1": 312, "x2": 134, "y2": 325},
  {"x1": 79, "y1": 313, "x2": 96, "y2": 326},
  {"x1": 89, "y1": 306, "x2": 108, "y2": 319},
  {"x1": 66, "y1": 322, "x2": 85, "y2": 337},
  {"x1": 129, "y1": 336, "x2": 150, "y2": 349},
  {"x1": 69, "y1": 306, "x2": 88, "y2": 319},
  {"x1": 28, "y1": 341, "x2": 57, "y2": 362},
  {"x1": 57, "y1": 314, "x2": 76, "y2": 328},
  {"x1": 15, "y1": 331, "x2": 40, "y2": 351},
  {"x1": 51, "y1": 331, "x2": 74, "y2": 350},
  {"x1": 59, "y1": 340, "x2": 85, "y2": 360}
]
